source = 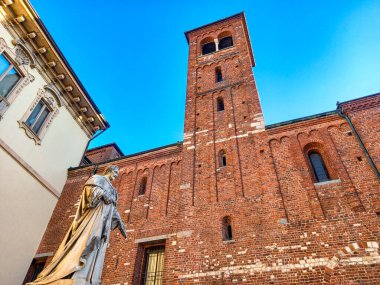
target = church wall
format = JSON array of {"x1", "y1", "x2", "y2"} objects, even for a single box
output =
[{"x1": 31, "y1": 13, "x2": 380, "y2": 285}]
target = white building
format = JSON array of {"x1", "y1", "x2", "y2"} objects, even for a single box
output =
[{"x1": 0, "y1": 1, "x2": 109, "y2": 284}]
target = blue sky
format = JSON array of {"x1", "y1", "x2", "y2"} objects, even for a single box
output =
[{"x1": 31, "y1": 0, "x2": 380, "y2": 155}]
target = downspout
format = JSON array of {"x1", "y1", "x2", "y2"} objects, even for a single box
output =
[{"x1": 337, "y1": 103, "x2": 380, "y2": 181}]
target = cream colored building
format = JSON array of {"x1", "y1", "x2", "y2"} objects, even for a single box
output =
[{"x1": 0, "y1": 1, "x2": 109, "y2": 284}]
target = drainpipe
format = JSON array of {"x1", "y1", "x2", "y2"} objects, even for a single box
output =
[
  {"x1": 337, "y1": 103, "x2": 380, "y2": 181},
  {"x1": 79, "y1": 129, "x2": 106, "y2": 166}
]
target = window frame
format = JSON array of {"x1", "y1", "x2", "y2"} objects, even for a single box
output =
[
  {"x1": 215, "y1": 67, "x2": 223, "y2": 83},
  {"x1": 216, "y1": 97, "x2": 224, "y2": 112},
  {"x1": 218, "y1": 149, "x2": 227, "y2": 168},
  {"x1": 140, "y1": 245, "x2": 166, "y2": 285},
  {"x1": 201, "y1": 41, "x2": 216, "y2": 55},
  {"x1": 139, "y1": 176, "x2": 148, "y2": 196},
  {"x1": 308, "y1": 151, "x2": 330, "y2": 183},
  {"x1": 0, "y1": 38, "x2": 34, "y2": 119},
  {"x1": 222, "y1": 216, "x2": 233, "y2": 241},
  {"x1": 218, "y1": 36, "x2": 234, "y2": 50},
  {"x1": 18, "y1": 87, "x2": 61, "y2": 145},
  {"x1": 25, "y1": 99, "x2": 52, "y2": 135}
]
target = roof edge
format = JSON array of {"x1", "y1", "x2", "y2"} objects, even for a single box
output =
[
  {"x1": 265, "y1": 110, "x2": 338, "y2": 130},
  {"x1": 22, "y1": 0, "x2": 110, "y2": 129},
  {"x1": 184, "y1": 12, "x2": 245, "y2": 43},
  {"x1": 86, "y1": 142, "x2": 124, "y2": 156},
  {"x1": 337, "y1": 91, "x2": 380, "y2": 106},
  {"x1": 70, "y1": 142, "x2": 183, "y2": 171}
]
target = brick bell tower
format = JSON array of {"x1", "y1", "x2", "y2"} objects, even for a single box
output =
[{"x1": 181, "y1": 13, "x2": 265, "y2": 207}]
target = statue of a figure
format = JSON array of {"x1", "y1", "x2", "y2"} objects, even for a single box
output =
[{"x1": 28, "y1": 165, "x2": 127, "y2": 285}]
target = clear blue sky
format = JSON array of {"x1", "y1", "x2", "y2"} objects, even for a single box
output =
[{"x1": 31, "y1": 0, "x2": 380, "y2": 155}]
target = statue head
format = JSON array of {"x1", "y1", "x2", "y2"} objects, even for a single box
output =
[{"x1": 102, "y1": 165, "x2": 119, "y2": 181}]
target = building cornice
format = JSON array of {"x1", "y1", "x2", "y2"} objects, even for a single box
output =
[{"x1": 0, "y1": 0, "x2": 109, "y2": 135}]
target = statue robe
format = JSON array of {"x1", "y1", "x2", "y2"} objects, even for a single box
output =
[{"x1": 27, "y1": 175, "x2": 123, "y2": 285}]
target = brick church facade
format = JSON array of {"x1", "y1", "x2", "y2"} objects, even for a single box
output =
[{"x1": 28, "y1": 13, "x2": 380, "y2": 284}]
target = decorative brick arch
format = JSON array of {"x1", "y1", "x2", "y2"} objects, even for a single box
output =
[{"x1": 323, "y1": 241, "x2": 380, "y2": 283}]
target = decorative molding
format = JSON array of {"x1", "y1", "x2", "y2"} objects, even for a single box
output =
[
  {"x1": 12, "y1": 39, "x2": 37, "y2": 68},
  {"x1": 0, "y1": 137, "x2": 60, "y2": 198},
  {"x1": 18, "y1": 87, "x2": 60, "y2": 144},
  {"x1": 0, "y1": 38, "x2": 35, "y2": 118}
]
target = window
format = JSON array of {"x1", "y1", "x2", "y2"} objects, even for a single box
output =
[
  {"x1": 202, "y1": 42, "x2": 216, "y2": 55},
  {"x1": 218, "y1": 150, "x2": 227, "y2": 167},
  {"x1": 139, "y1": 177, "x2": 148, "y2": 195},
  {"x1": 308, "y1": 151, "x2": 330, "y2": 182},
  {"x1": 25, "y1": 99, "x2": 51, "y2": 135},
  {"x1": 215, "y1": 67, "x2": 223, "y2": 82},
  {"x1": 0, "y1": 53, "x2": 21, "y2": 113},
  {"x1": 19, "y1": 87, "x2": 61, "y2": 144},
  {"x1": 141, "y1": 246, "x2": 165, "y2": 285},
  {"x1": 222, "y1": 216, "x2": 233, "y2": 241},
  {"x1": 216, "y1": 97, "x2": 224, "y2": 112},
  {"x1": 218, "y1": 36, "x2": 233, "y2": 50}
]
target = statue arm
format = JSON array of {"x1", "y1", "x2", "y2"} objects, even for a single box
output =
[
  {"x1": 89, "y1": 186, "x2": 105, "y2": 208},
  {"x1": 112, "y1": 209, "x2": 127, "y2": 238}
]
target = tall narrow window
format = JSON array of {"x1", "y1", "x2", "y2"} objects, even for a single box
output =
[
  {"x1": 308, "y1": 151, "x2": 330, "y2": 182},
  {"x1": 25, "y1": 100, "x2": 51, "y2": 135},
  {"x1": 218, "y1": 150, "x2": 227, "y2": 167},
  {"x1": 222, "y1": 216, "x2": 233, "y2": 241},
  {"x1": 141, "y1": 246, "x2": 165, "y2": 285},
  {"x1": 218, "y1": 36, "x2": 233, "y2": 50},
  {"x1": 216, "y1": 97, "x2": 224, "y2": 112},
  {"x1": 215, "y1": 67, "x2": 223, "y2": 82},
  {"x1": 139, "y1": 177, "x2": 148, "y2": 195}
]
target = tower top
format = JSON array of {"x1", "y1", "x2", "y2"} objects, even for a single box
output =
[{"x1": 184, "y1": 12, "x2": 255, "y2": 67}]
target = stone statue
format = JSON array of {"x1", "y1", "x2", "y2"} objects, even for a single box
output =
[{"x1": 27, "y1": 165, "x2": 127, "y2": 285}]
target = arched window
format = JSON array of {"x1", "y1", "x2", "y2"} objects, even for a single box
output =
[
  {"x1": 202, "y1": 42, "x2": 216, "y2": 55},
  {"x1": 201, "y1": 37, "x2": 216, "y2": 55},
  {"x1": 139, "y1": 177, "x2": 147, "y2": 195},
  {"x1": 215, "y1": 67, "x2": 223, "y2": 82},
  {"x1": 218, "y1": 36, "x2": 233, "y2": 50},
  {"x1": 216, "y1": 97, "x2": 224, "y2": 112},
  {"x1": 222, "y1": 216, "x2": 233, "y2": 241},
  {"x1": 308, "y1": 151, "x2": 330, "y2": 182},
  {"x1": 218, "y1": 150, "x2": 227, "y2": 167}
]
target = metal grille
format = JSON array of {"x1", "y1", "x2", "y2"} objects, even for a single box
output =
[{"x1": 141, "y1": 246, "x2": 165, "y2": 285}]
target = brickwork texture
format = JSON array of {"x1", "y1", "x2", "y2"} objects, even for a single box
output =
[{"x1": 33, "y1": 13, "x2": 380, "y2": 285}]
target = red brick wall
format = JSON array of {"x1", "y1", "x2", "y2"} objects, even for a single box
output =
[
  {"x1": 33, "y1": 13, "x2": 380, "y2": 285},
  {"x1": 85, "y1": 144, "x2": 123, "y2": 164}
]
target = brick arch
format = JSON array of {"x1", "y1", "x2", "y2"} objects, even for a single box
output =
[
  {"x1": 323, "y1": 241, "x2": 380, "y2": 283},
  {"x1": 279, "y1": 135, "x2": 290, "y2": 144},
  {"x1": 200, "y1": 36, "x2": 214, "y2": 46},
  {"x1": 327, "y1": 125, "x2": 339, "y2": 132},
  {"x1": 339, "y1": 122, "x2": 350, "y2": 131},
  {"x1": 297, "y1": 131, "x2": 308, "y2": 141},
  {"x1": 217, "y1": 30, "x2": 233, "y2": 40},
  {"x1": 268, "y1": 138, "x2": 280, "y2": 147}
]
